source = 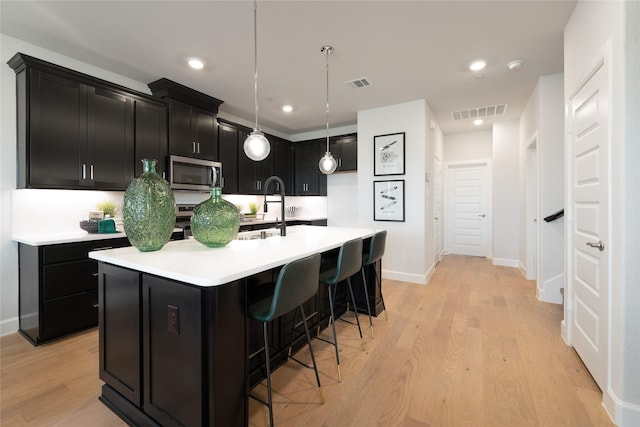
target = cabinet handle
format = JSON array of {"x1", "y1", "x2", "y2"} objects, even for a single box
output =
[
  {"x1": 93, "y1": 273, "x2": 99, "y2": 277},
  {"x1": 197, "y1": 142, "x2": 201, "y2": 154},
  {"x1": 93, "y1": 303, "x2": 99, "y2": 308},
  {"x1": 338, "y1": 158, "x2": 342, "y2": 167},
  {"x1": 90, "y1": 164, "x2": 94, "y2": 180},
  {"x1": 192, "y1": 141, "x2": 197, "y2": 153},
  {"x1": 82, "y1": 164, "x2": 86, "y2": 180}
]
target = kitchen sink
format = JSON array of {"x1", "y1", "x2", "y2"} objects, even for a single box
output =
[{"x1": 235, "y1": 229, "x2": 281, "y2": 240}]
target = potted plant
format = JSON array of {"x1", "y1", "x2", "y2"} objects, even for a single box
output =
[
  {"x1": 97, "y1": 200, "x2": 118, "y2": 218},
  {"x1": 245, "y1": 202, "x2": 259, "y2": 219}
]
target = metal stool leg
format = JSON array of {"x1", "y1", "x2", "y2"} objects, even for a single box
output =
[
  {"x1": 327, "y1": 284, "x2": 342, "y2": 382},
  {"x1": 263, "y1": 322, "x2": 274, "y2": 427},
  {"x1": 346, "y1": 278, "x2": 365, "y2": 351},
  {"x1": 373, "y1": 267, "x2": 388, "y2": 320},
  {"x1": 361, "y1": 268, "x2": 374, "y2": 338},
  {"x1": 300, "y1": 305, "x2": 325, "y2": 403}
]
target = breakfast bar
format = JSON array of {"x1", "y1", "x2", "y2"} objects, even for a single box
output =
[{"x1": 89, "y1": 225, "x2": 378, "y2": 427}]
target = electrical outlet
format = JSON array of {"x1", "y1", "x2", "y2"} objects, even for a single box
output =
[{"x1": 168, "y1": 305, "x2": 180, "y2": 335}]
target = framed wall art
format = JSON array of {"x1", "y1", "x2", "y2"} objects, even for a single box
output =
[
  {"x1": 374, "y1": 132, "x2": 405, "y2": 176},
  {"x1": 373, "y1": 180, "x2": 405, "y2": 222}
]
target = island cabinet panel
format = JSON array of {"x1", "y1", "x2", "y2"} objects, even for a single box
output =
[
  {"x1": 18, "y1": 238, "x2": 130, "y2": 345},
  {"x1": 143, "y1": 275, "x2": 203, "y2": 427},
  {"x1": 99, "y1": 263, "x2": 141, "y2": 406},
  {"x1": 98, "y1": 264, "x2": 248, "y2": 427}
]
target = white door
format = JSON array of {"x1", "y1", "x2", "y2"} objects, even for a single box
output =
[
  {"x1": 446, "y1": 162, "x2": 489, "y2": 257},
  {"x1": 433, "y1": 155, "x2": 443, "y2": 263},
  {"x1": 569, "y1": 61, "x2": 609, "y2": 390}
]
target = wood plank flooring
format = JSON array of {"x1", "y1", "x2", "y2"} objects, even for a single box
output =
[{"x1": 1, "y1": 255, "x2": 614, "y2": 426}]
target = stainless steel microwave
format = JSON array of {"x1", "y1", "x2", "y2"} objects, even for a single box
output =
[{"x1": 167, "y1": 155, "x2": 222, "y2": 191}]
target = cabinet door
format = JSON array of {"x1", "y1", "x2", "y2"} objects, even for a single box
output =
[
  {"x1": 333, "y1": 134, "x2": 357, "y2": 171},
  {"x1": 218, "y1": 122, "x2": 239, "y2": 193},
  {"x1": 238, "y1": 128, "x2": 274, "y2": 195},
  {"x1": 28, "y1": 69, "x2": 86, "y2": 188},
  {"x1": 191, "y1": 107, "x2": 217, "y2": 160},
  {"x1": 273, "y1": 137, "x2": 292, "y2": 193},
  {"x1": 87, "y1": 86, "x2": 135, "y2": 190},
  {"x1": 168, "y1": 101, "x2": 194, "y2": 157},
  {"x1": 135, "y1": 98, "x2": 168, "y2": 178},
  {"x1": 294, "y1": 141, "x2": 325, "y2": 195},
  {"x1": 99, "y1": 263, "x2": 141, "y2": 406}
]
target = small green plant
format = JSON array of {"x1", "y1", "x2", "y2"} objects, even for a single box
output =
[
  {"x1": 236, "y1": 204, "x2": 244, "y2": 213},
  {"x1": 248, "y1": 202, "x2": 259, "y2": 215},
  {"x1": 97, "y1": 200, "x2": 117, "y2": 218}
]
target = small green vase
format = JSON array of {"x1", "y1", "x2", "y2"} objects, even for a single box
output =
[
  {"x1": 122, "y1": 159, "x2": 176, "y2": 252},
  {"x1": 191, "y1": 187, "x2": 240, "y2": 248}
]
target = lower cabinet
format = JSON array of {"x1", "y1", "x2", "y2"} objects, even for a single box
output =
[
  {"x1": 98, "y1": 264, "x2": 247, "y2": 427},
  {"x1": 18, "y1": 238, "x2": 130, "y2": 345}
]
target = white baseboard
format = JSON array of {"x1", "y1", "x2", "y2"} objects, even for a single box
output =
[
  {"x1": 537, "y1": 273, "x2": 564, "y2": 304},
  {"x1": 383, "y1": 267, "x2": 431, "y2": 285},
  {"x1": 0, "y1": 317, "x2": 19, "y2": 337},
  {"x1": 604, "y1": 387, "x2": 640, "y2": 427},
  {"x1": 518, "y1": 261, "x2": 527, "y2": 278},
  {"x1": 491, "y1": 258, "x2": 520, "y2": 268}
]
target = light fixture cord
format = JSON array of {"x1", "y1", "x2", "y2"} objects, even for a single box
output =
[
  {"x1": 325, "y1": 47, "x2": 330, "y2": 153},
  {"x1": 253, "y1": 0, "x2": 259, "y2": 131}
]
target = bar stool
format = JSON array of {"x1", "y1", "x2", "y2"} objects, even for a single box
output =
[
  {"x1": 360, "y1": 231, "x2": 388, "y2": 337},
  {"x1": 317, "y1": 238, "x2": 364, "y2": 383},
  {"x1": 247, "y1": 253, "x2": 324, "y2": 427}
]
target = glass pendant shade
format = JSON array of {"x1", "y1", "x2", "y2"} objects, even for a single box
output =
[
  {"x1": 243, "y1": 130, "x2": 270, "y2": 161},
  {"x1": 319, "y1": 151, "x2": 337, "y2": 174}
]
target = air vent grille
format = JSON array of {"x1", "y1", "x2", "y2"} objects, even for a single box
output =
[
  {"x1": 345, "y1": 77, "x2": 371, "y2": 89},
  {"x1": 451, "y1": 104, "x2": 507, "y2": 121}
]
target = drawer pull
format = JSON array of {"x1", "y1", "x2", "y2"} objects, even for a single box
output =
[
  {"x1": 93, "y1": 273, "x2": 99, "y2": 277},
  {"x1": 92, "y1": 246, "x2": 113, "y2": 251},
  {"x1": 93, "y1": 303, "x2": 99, "y2": 308}
]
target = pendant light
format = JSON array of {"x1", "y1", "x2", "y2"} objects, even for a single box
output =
[
  {"x1": 243, "y1": 0, "x2": 270, "y2": 161},
  {"x1": 318, "y1": 45, "x2": 337, "y2": 175}
]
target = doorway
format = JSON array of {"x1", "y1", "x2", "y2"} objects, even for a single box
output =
[
  {"x1": 444, "y1": 161, "x2": 491, "y2": 257},
  {"x1": 526, "y1": 135, "x2": 539, "y2": 281}
]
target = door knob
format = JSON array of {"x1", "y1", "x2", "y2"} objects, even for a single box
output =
[
  {"x1": 586, "y1": 241, "x2": 605, "y2": 251},
  {"x1": 478, "y1": 214, "x2": 486, "y2": 218}
]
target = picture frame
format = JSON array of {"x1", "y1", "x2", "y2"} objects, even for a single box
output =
[
  {"x1": 373, "y1": 180, "x2": 405, "y2": 222},
  {"x1": 374, "y1": 132, "x2": 405, "y2": 176}
]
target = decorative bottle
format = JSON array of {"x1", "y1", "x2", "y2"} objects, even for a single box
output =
[
  {"x1": 191, "y1": 186, "x2": 240, "y2": 247},
  {"x1": 122, "y1": 159, "x2": 176, "y2": 252}
]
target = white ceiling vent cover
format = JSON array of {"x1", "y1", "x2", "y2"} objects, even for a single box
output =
[
  {"x1": 452, "y1": 104, "x2": 507, "y2": 121},
  {"x1": 345, "y1": 77, "x2": 371, "y2": 89}
]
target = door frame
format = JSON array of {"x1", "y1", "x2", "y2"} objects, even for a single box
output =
[
  {"x1": 443, "y1": 159, "x2": 492, "y2": 258},
  {"x1": 525, "y1": 133, "x2": 540, "y2": 282}
]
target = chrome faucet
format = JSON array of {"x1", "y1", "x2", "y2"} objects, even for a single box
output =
[{"x1": 263, "y1": 176, "x2": 286, "y2": 236}]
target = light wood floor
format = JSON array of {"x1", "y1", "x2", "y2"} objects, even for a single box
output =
[{"x1": 1, "y1": 255, "x2": 615, "y2": 427}]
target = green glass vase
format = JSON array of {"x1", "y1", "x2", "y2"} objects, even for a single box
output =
[
  {"x1": 191, "y1": 187, "x2": 240, "y2": 248},
  {"x1": 122, "y1": 159, "x2": 176, "y2": 252}
]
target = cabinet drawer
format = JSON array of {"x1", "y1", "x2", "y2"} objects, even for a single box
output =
[
  {"x1": 42, "y1": 238, "x2": 129, "y2": 264},
  {"x1": 43, "y1": 259, "x2": 97, "y2": 300},
  {"x1": 43, "y1": 290, "x2": 98, "y2": 339}
]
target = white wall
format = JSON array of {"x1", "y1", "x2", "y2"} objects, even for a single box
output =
[
  {"x1": 357, "y1": 100, "x2": 434, "y2": 284},
  {"x1": 443, "y1": 129, "x2": 492, "y2": 162},
  {"x1": 564, "y1": 1, "x2": 639, "y2": 424},
  {"x1": 492, "y1": 121, "x2": 520, "y2": 267}
]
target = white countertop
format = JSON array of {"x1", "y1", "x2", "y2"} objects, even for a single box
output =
[
  {"x1": 13, "y1": 228, "x2": 182, "y2": 246},
  {"x1": 89, "y1": 225, "x2": 376, "y2": 287}
]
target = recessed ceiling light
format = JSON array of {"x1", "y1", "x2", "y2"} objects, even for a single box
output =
[
  {"x1": 473, "y1": 119, "x2": 484, "y2": 126},
  {"x1": 188, "y1": 58, "x2": 204, "y2": 70},
  {"x1": 469, "y1": 60, "x2": 486, "y2": 71},
  {"x1": 282, "y1": 105, "x2": 293, "y2": 113},
  {"x1": 507, "y1": 59, "x2": 524, "y2": 70}
]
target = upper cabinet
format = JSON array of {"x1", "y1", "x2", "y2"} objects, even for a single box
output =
[
  {"x1": 8, "y1": 53, "x2": 168, "y2": 190},
  {"x1": 134, "y1": 99, "x2": 169, "y2": 179},
  {"x1": 293, "y1": 140, "x2": 327, "y2": 196},
  {"x1": 148, "y1": 78, "x2": 223, "y2": 161},
  {"x1": 330, "y1": 133, "x2": 357, "y2": 172}
]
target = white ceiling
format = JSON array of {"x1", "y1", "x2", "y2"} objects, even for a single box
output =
[{"x1": 0, "y1": 0, "x2": 576, "y2": 136}]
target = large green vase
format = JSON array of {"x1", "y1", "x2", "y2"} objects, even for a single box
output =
[
  {"x1": 191, "y1": 187, "x2": 240, "y2": 248},
  {"x1": 122, "y1": 159, "x2": 176, "y2": 252}
]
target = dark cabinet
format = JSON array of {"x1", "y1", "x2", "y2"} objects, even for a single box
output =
[
  {"x1": 272, "y1": 136, "x2": 292, "y2": 193},
  {"x1": 238, "y1": 132, "x2": 273, "y2": 195},
  {"x1": 218, "y1": 121, "x2": 240, "y2": 193},
  {"x1": 293, "y1": 140, "x2": 327, "y2": 196},
  {"x1": 18, "y1": 238, "x2": 130, "y2": 345},
  {"x1": 167, "y1": 101, "x2": 217, "y2": 159},
  {"x1": 134, "y1": 98, "x2": 168, "y2": 178},
  {"x1": 330, "y1": 133, "x2": 358, "y2": 172},
  {"x1": 148, "y1": 78, "x2": 223, "y2": 162},
  {"x1": 8, "y1": 53, "x2": 168, "y2": 191}
]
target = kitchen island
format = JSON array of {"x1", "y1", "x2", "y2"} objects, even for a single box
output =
[{"x1": 89, "y1": 225, "x2": 378, "y2": 427}]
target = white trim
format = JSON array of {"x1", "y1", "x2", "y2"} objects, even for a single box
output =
[
  {"x1": 382, "y1": 264, "x2": 434, "y2": 285},
  {"x1": 538, "y1": 272, "x2": 564, "y2": 304},
  {"x1": 525, "y1": 132, "x2": 540, "y2": 282},
  {"x1": 603, "y1": 388, "x2": 640, "y2": 427},
  {"x1": 0, "y1": 317, "x2": 19, "y2": 337},
  {"x1": 492, "y1": 258, "x2": 520, "y2": 268}
]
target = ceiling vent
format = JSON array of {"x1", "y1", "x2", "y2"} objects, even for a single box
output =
[
  {"x1": 451, "y1": 104, "x2": 507, "y2": 121},
  {"x1": 345, "y1": 77, "x2": 371, "y2": 89}
]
